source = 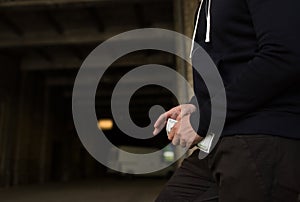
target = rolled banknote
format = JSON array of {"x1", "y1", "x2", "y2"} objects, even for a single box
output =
[{"x1": 166, "y1": 118, "x2": 177, "y2": 134}]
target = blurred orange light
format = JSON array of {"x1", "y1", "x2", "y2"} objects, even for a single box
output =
[{"x1": 98, "y1": 119, "x2": 113, "y2": 130}]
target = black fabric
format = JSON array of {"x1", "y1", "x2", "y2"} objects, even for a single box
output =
[
  {"x1": 155, "y1": 135, "x2": 300, "y2": 202},
  {"x1": 190, "y1": 0, "x2": 300, "y2": 139}
]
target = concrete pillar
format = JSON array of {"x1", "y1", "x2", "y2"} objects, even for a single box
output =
[
  {"x1": 174, "y1": 0, "x2": 198, "y2": 102},
  {"x1": 0, "y1": 56, "x2": 20, "y2": 186},
  {"x1": 13, "y1": 71, "x2": 46, "y2": 185},
  {"x1": 173, "y1": 0, "x2": 199, "y2": 162}
]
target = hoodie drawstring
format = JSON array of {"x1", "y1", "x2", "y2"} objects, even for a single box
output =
[
  {"x1": 205, "y1": 0, "x2": 211, "y2": 43},
  {"x1": 190, "y1": 0, "x2": 211, "y2": 58}
]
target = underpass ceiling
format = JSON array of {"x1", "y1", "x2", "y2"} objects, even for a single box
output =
[{"x1": 0, "y1": 0, "x2": 180, "y2": 144}]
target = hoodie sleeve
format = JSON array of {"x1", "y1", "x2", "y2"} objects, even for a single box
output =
[{"x1": 193, "y1": 0, "x2": 300, "y2": 136}]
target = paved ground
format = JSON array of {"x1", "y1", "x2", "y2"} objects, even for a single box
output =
[{"x1": 0, "y1": 177, "x2": 167, "y2": 202}]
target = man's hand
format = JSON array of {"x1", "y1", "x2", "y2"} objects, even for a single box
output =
[
  {"x1": 153, "y1": 104, "x2": 203, "y2": 148},
  {"x1": 168, "y1": 114, "x2": 202, "y2": 148}
]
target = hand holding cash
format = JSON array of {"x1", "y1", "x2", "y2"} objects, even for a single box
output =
[{"x1": 166, "y1": 118, "x2": 214, "y2": 153}]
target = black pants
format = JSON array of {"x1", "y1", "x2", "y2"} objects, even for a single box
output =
[{"x1": 156, "y1": 135, "x2": 300, "y2": 202}]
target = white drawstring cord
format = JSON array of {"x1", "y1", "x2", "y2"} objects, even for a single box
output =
[
  {"x1": 190, "y1": 0, "x2": 211, "y2": 58},
  {"x1": 189, "y1": 0, "x2": 204, "y2": 58},
  {"x1": 205, "y1": 0, "x2": 211, "y2": 43}
]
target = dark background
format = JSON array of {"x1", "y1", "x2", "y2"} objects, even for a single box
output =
[{"x1": 0, "y1": 0, "x2": 197, "y2": 201}]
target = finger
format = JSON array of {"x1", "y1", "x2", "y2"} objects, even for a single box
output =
[
  {"x1": 154, "y1": 113, "x2": 167, "y2": 128},
  {"x1": 153, "y1": 128, "x2": 161, "y2": 136},
  {"x1": 187, "y1": 136, "x2": 201, "y2": 149},
  {"x1": 175, "y1": 115, "x2": 182, "y2": 122},
  {"x1": 170, "y1": 105, "x2": 181, "y2": 120},
  {"x1": 154, "y1": 106, "x2": 181, "y2": 128},
  {"x1": 186, "y1": 139, "x2": 195, "y2": 149},
  {"x1": 172, "y1": 134, "x2": 180, "y2": 146},
  {"x1": 179, "y1": 139, "x2": 186, "y2": 148},
  {"x1": 153, "y1": 114, "x2": 168, "y2": 135},
  {"x1": 168, "y1": 106, "x2": 181, "y2": 120},
  {"x1": 170, "y1": 111, "x2": 180, "y2": 120},
  {"x1": 153, "y1": 106, "x2": 182, "y2": 136},
  {"x1": 181, "y1": 133, "x2": 194, "y2": 148},
  {"x1": 153, "y1": 126, "x2": 166, "y2": 136},
  {"x1": 192, "y1": 135, "x2": 203, "y2": 145},
  {"x1": 181, "y1": 104, "x2": 197, "y2": 116}
]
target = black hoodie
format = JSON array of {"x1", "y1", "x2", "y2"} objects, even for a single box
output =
[{"x1": 191, "y1": 0, "x2": 300, "y2": 139}]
